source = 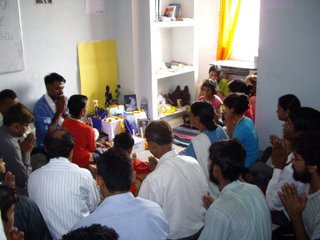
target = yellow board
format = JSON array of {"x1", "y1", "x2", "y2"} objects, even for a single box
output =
[{"x1": 77, "y1": 40, "x2": 118, "y2": 114}]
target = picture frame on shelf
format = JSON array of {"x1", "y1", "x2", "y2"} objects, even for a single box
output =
[
  {"x1": 163, "y1": 5, "x2": 176, "y2": 19},
  {"x1": 124, "y1": 94, "x2": 137, "y2": 112}
]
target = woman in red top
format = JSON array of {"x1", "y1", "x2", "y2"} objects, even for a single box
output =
[{"x1": 61, "y1": 95, "x2": 96, "y2": 168}]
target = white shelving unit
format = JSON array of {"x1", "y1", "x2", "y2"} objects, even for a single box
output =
[{"x1": 146, "y1": 0, "x2": 198, "y2": 120}]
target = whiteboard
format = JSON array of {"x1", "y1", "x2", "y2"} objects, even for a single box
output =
[{"x1": 0, "y1": 0, "x2": 24, "y2": 73}]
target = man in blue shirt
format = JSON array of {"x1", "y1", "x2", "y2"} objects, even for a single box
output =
[
  {"x1": 73, "y1": 147, "x2": 169, "y2": 240},
  {"x1": 199, "y1": 139, "x2": 272, "y2": 240},
  {"x1": 33, "y1": 72, "x2": 67, "y2": 150}
]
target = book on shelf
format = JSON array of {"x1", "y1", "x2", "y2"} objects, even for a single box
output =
[
  {"x1": 163, "y1": 5, "x2": 176, "y2": 19},
  {"x1": 169, "y1": 3, "x2": 181, "y2": 19}
]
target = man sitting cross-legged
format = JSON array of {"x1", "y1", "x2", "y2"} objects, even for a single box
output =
[
  {"x1": 279, "y1": 132, "x2": 320, "y2": 240},
  {"x1": 266, "y1": 107, "x2": 320, "y2": 225},
  {"x1": 28, "y1": 129, "x2": 100, "y2": 240},
  {"x1": 73, "y1": 147, "x2": 169, "y2": 240},
  {"x1": 113, "y1": 132, "x2": 151, "y2": 196},
  {"x1": 0, "y1": 103, "x2": 35, "y2": 196},
  {"x1": 199, "y1": 139, "x2": 272, "y2": 240},
  {"x1": 138, "y1": 120, "x2": 208, "y2": 240}
]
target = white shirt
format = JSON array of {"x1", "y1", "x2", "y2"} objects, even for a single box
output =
[
  {"x1": 199, "y1": 181, "x2": 272, "y2": 240},
  {"x1": 28, "y1": 157, "x2": 100, "y2": 240},
  {"x1": 302, "y1": 189, "x2": 320, "y2": 239},
  {"x1": 0, "y1": 211, "x2": 6, "y2": 240},
  {"x1": 44, "y1": 93, "x2": 64, "y2": 126},
  {"x1": 138, "y1": 150, "x2": 208, "y2": 239},
  {"x1": 73, "y1": 192, "x2": 169, "y2": 240},
  {"x1": 266, "y1": 153, "x2": 307, "y2": 212},
  {"x1": 191, "y1": 132, "x2": 221, "y2": 198}
]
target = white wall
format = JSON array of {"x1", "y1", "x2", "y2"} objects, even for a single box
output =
[
  {"x1": 113, "y1": 0, "x2": 136, "y2": 103},
  {"x1": 5, "y1": 1, "x2": 318, "y2": 151},
  {"x1": 0, "y1": 0, "x2": 115, "y2": 109},
  {"x1": 256, "y1": 0, "x2": 320, "y2": 149},
  {"x1": 197, "y1": 0, "x2": 220, "y2": 95}
]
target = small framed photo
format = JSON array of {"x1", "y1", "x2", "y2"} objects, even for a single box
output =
[
  {"x1": 138, "y1": 118, "x2": 149, "y2": 129},
  {"x1": 163, "y1": 5, "x2": 176, "y2": 18},
  {"x1": 124, "y1": 94, "x2": 137, "y2": 112}
]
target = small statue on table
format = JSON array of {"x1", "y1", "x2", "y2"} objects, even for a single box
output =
[
  {"x1": 105, "y1": 85, "x2": 113, "y2": 107},
  {"x1": 115, "y1": 84, "x2": 121, "y2": 102}
]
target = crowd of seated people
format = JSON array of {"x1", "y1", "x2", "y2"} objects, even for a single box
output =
[{"x1": 0, "y1": 69, "x2": 320, "y2": 240}]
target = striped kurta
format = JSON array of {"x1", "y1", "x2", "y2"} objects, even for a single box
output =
[
  {"x1": 199, "y1": 180, "x2": 272, "y2": 240},
  {"x1": 28, "y1": 157, "x2": 100, "y2": 240},
  {"x1": 302, "y1": 190, "x2": 320, "y2": 239}
]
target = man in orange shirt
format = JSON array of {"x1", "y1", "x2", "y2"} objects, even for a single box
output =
[{"x1": 61, "y1": 95, "x2": 96, "y2": 169}]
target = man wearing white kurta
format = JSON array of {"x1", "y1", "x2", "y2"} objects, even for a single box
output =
[{"x1": 138, "y1": 120, "x2": 208, "y2": 239}]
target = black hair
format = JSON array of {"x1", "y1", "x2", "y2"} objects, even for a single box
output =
[
  {"x1": 44, "y1": 129, "x2": 75, "y2": 159},
  {"x1": 62, "y1": 224, "x2": 119, "y2": 240},
  {"x1": 201, "y1": 79, "x2": 218, "y2": 95},
  {"x1": 278, "y1": 94, "x2": 301, "y2": 111},
  {"x1": 208, "y1": 65, "x2": 222, "y2": 80},
  {"x1": 145, "y1": 120, "x2": 173, "y2": 145},
  {"x1": 209, "y1": 139, "x2": 246, "y2": 181},
  {"x1": 3, "y1": 103, "x2": 34, "y2": 126},
  {"x1": 68, "y1": 94, "x2": 88, "y2": 117},
  {"x1": 293, "y1": 132, "x2": 320, "y2": 175},
  {"x1": 228, "y1": 79, "x2": 252, "y2": 96},
  {"x1": 244, "y1": 75, "x2": 257, "y2": 96},
  {"x1": 0, "y1": 89, "x2": 17, "y2": 103},
  {"x1": 97, "y1": 148, "x2": 132, "y2": 193},
  {"x1": 289, "y1": 107, "x2": 320, "y2": 133},
  {"x1": 223, "y1": 93, "x2": 249, "y2": 115},
  {"x1": 191, "y1": 101, "x2": 217, "y2": 131},
  {"x1": 44, "y1": 72, "x2": 66, "y2": 85},
  {"x1": 113, "y1": 132, "x2": 134, "y2": 150},
  {"x1": 0, "y1": 185, "x2": 18, "y2": 222}
]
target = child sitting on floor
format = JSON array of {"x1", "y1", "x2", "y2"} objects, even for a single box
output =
[
  {"x1": 113, "y1": 132, "x2": 152, "y2": 196},
  {"x1": 198, "y1": 79, "x2": 223, "y2": 123},
  {"x1": 208, "y1": 64, "x2": 229, "y2": 99}
]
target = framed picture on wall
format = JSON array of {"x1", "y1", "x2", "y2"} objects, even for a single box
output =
[{"x1": 124, "y1": 94, "x2": 137, "y2": 112}]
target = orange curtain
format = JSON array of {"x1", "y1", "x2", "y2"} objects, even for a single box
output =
[{"x1": 217, "y1": 0, "x2": 242, "y2": 60}]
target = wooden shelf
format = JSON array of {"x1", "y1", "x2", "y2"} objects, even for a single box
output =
[{"x1": 156, "y1": 66, "x2": 194, "y2": 79}]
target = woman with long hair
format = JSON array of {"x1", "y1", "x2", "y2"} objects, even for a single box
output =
[{"x1": 181, "y1": 101, "x2": 228, "y2": 198}]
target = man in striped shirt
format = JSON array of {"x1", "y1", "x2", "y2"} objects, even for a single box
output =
[
  {"x1": 199, "y1": 139, "x2": 272, "y2": 240},
  {"x1": 279, "y1": 132, "x2": 320, "y2": 240},
  {"x1": 28, "y1": 129, "x2": 100, "y2": 240}
]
